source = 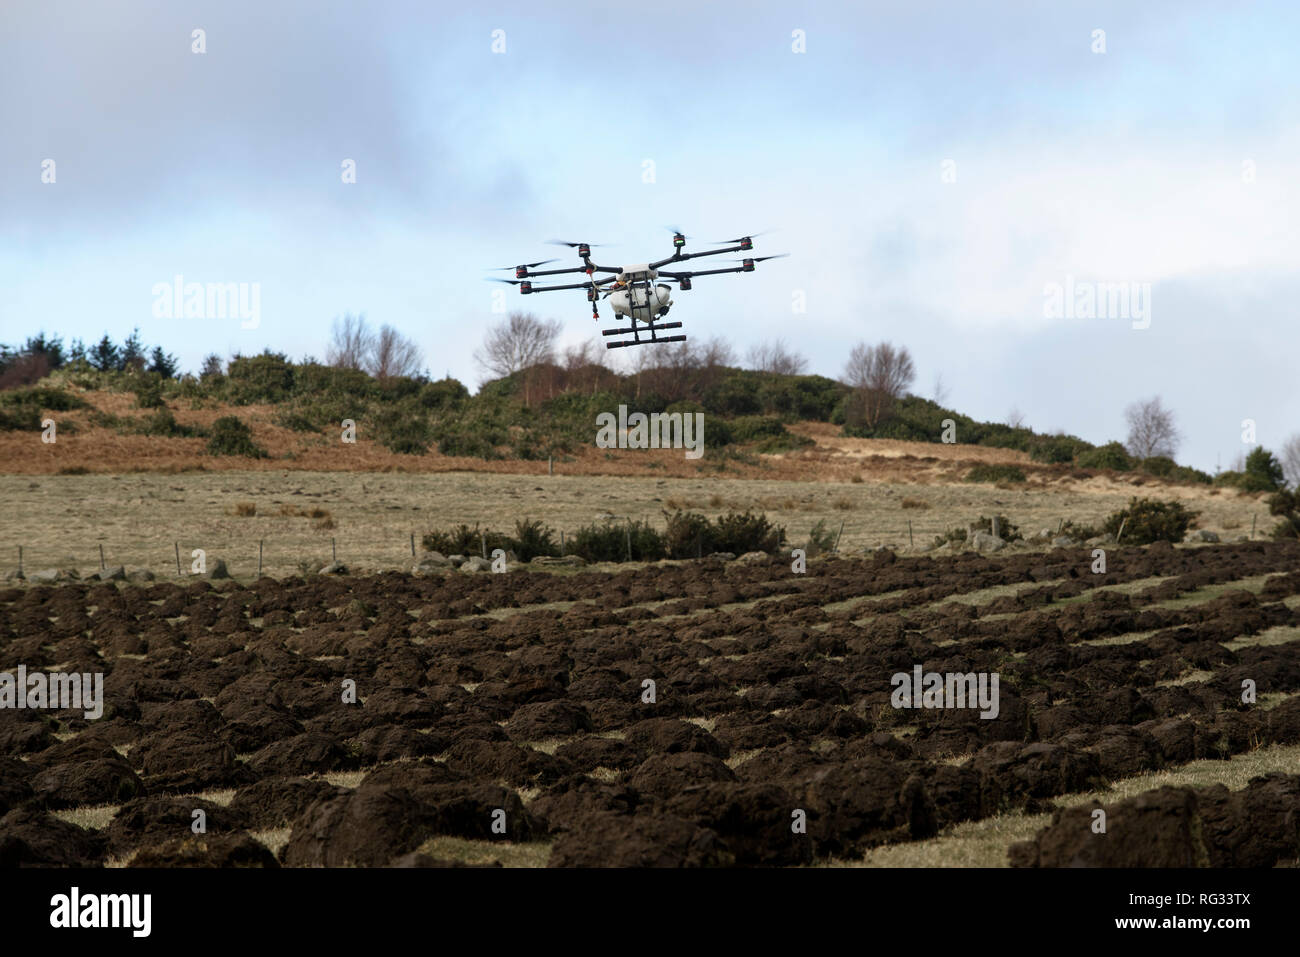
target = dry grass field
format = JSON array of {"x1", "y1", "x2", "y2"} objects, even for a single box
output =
[{"x1": 0, "y1": 468, "x2": 1273, "y2": 580}]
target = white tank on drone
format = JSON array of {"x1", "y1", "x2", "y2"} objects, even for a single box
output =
[{"x1": 609, "y1": 283, "x2": 673, "y2": 321}]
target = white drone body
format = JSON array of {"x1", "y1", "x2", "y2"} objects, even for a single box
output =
[{"x1": 608, "y1": 265, "x2": 673, "y2": 322}]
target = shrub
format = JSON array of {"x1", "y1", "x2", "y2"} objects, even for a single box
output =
[
  {"x1": 966, "y1": 464, "x2": 1026, "y2": 484},
  {"x1": 418, "y1": 378, "x2": 469, "y2": 411},
  {"x1": 970, "y1": 514, "x2": 1022, "y2": 541},
  {"x1": 570, "y1": 519, "x2": 665, "y2": 563},
  {"x1": 1267, "y1": 490, "x2": 1300, "y2": 540},
  {"x1": 274, "y1": 411, "x2": 322, "y2": 433},
  {"x1": 226, "y1": 352, "x2": 295, "y2": 404},
  {"x1": 1029, "y1": 435, "x2": 1090, "y2": 464},
  {"x1": 0, "y1": 406, "x2": 41, "y2": 430},
  {"x1": 421, "y1": 523, "x2": 511, "y2": 558},
  {"x1": 1241, "y1": 447, "x2": 1285, "y2": 492},
  {"x1": 206, "y1": 416, "x2": 267, "y2": 457},
  {"x1": 1076, "y1": 441, "x2": 1133, "y2": 471},
  {"x1": 805, "y1": 519, "x2": 837, "y2": 556},
  {"x1": 134, "y1": 408, "x2": 195, "y2": 437},
  {"x1": 511, "y1": 518, "x2": 559, "y2": 562},
  {"x1": 1103, "y1": 497, "x2": 1197, "y2": 544},
  {"x1": 711, "y1": 510, "x2": 783, "y2": 554},
  {"x1": 376, "y1": 417, "x2": 431, "y2": 455},
  {"x1": 1139, "y1": 456, "x2": 1178, "y2": 478},
  {"x1": 133, "y1": 376, "x2": 165, "y2": 409},
  {"x1": 1058, "y1": 519, "x2": 1102, "y2": 540},
  {"x1": 0, "y1": 386, "x2": 85, "y2": 414},
  {"x1": 663, "y1": 511, "x2": 714, "y2": 559}
]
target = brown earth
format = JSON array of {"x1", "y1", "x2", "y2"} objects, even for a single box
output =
[{"x1": 2, "y1": 540, "x2": 1298, "y2": 867}]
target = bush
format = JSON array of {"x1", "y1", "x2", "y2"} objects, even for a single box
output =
[
  {"x1": 226, "y1": 352, "x2": 295, "y2": 404},
  {"x1": 274, "y1": 411, "x2": 322, "y2": 433},
  {"x1": 1139, "y1": 456, "x2": 1178, "y2": 478},
  {"x1": 133, "y1": 376, "x2": 165, "y2": 409},
  {"x1": 966, "y1": 464, "x2": 1026, "y2": 484},
  {"x1": 134, "y1": 408, "x2": 194, "y2": 437},
  {"x1": 1267, "y1": 490, "x2": 1300, "y2": 540},
  {"x1": 206, "y1": 416, "x2": 266, "y2": 457},
  {"x1": 663, "y1": 511, "x2": 714, "y2": 559},
  {"x1": 1029, "y1": 435, "x2": 1090, "y2": 464},
  {"x1": 1103, "y1": 497, "x2": 1197, "y2": 544},
  {"x1": 376, "y1": 416, "x2": 431, "y2": 455},
  {"x1": 418, "y1": 378, "x2": 469, "y2": 411},
  {"x1": 1214, "y1": 470, "x2": 1246, "y2": 489},
  {"x1": 1076, "y1": 441, "x2": 1133, "y2": 471},
  {"x1": 970, "y1": 514, "x2": 1022, "y2": 541},
  {"x1": 511, "y1": 518, "x2": 559, "y2": 562},
  {"x1": 420, "y1": 523, "x2": 511, "y2": 558},
  {"x1": 0, "y1": 406, "x2": 41, "y2": 430},
  {"x1": 1241, "y1": 447, "x2": 1285, "y2": 492},
  {"x1": 711, "y1": 510, "x2": 783, "y2": 554},
  {"x1": 436, "y1": 430, "x2": 500, "y2": 459},
  {"x1": 805, "y1": 519, "x2": 837, "y2": 556},
  {"x1": 0, "y1": 386, "x2": 85, "y2": 413},
  {"x1": 570, "y1": 519, "x2": 665, "y2": 563}
]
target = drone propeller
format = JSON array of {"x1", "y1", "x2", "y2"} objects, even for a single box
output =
[
  {"x1": 490, "y1": 259, "x2": 557, "y2": 271},
  {"x1": 546, "y1": 240, "x2": 606, "y2": 248},
  {"x1": 712, "y1": 230, "x2": 772, "y2": 244},
  {"x1": 485, "y1": 278, "x2": 527, "y2": 285},
  {"x1": 732, "y1": 254, "x2": 789, "y2": 263}
]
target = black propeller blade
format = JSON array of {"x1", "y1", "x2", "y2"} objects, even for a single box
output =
[
  {"x1": 490, "y1": 259, "x2": 557, "y2": 270},
  {"x1": 485, "y1": 278, "x2": 527, "y2": 285},
  {"x1": 546, "y1": 240, "x2": 606, "y2": 248},
  {"x1": 733, "y1": 254, "x2": 789, "y2": 263},
  {"x1": 713, "y1": 231, "x2": 771, "y2": 244}
]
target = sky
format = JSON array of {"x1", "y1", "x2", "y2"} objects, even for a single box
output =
[{"x1": 2, "y1": 0, "x2": 1298, "y2": 472}]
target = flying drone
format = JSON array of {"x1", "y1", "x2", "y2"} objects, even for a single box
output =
[{"x1": 489, "y1": 230, "x2": 787, "y2": 349}]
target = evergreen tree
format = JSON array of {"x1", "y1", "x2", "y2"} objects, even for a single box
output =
[
  {"x1": 90, "y1": 334, "x2": 119, "y2": 372},
  {"x1": 120, "y1": 327, "x2": 146, "y2": 372},
  {"x1": 148, "y1": 345, "x2": 180, "y2": 378}
]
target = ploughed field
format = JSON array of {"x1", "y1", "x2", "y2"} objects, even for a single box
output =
[{"x1": 2, "y1": 540, "x2": 1300, "y2": 867}]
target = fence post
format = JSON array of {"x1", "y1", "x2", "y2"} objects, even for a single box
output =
[
  {"x1": 410, "y1": 531, "x2": 416, "y2": 557},
  {"x1": 174, "y1": 542, "x2": 181, "y2": 577},
  {"x1": 481, "y1": 532, "x2": 487, "y2": 560},
  {"x1": 332, "y1": 538, "x2": 337, "y2": 562},
  {"x1": 626, "y1": 523, "x2": 632, "y2": 562},
  {"x1": 548, "y1": 456, "x2": 553, "y2": 476},
  {"x1": 258, "y1": 540, "x2": 263, "y2": 579},
  {"x1": 1115, "y1": 517, "x2": 1127, "y2": 545},
  {"x1": 991, "y1": 516, "x2": 1001, "y2": 539},
  {"x1": 833, "y1": 520, "x2": 844, "y2": 553},
  {"x1": 908, "y1": 520, "x2": 913, "y2": 549},
  {"x1": 560, "y1": 530, "x2": 565, "y2": 556},
  {"x1": 1251, "y1": 514, "x2": 1256, "y2": 539},
  {"x1": 99, "y1": 544, "x2": 105, "y2": 570}
]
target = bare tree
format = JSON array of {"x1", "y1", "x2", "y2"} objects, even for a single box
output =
[
  {"x1": 1124, "y1": 396, "x2": 1182, "y2": 459},
  {"x1": 327, "y1": 313, "x2": 374, "y2": 371},
  {"x1": 842, "y1": 341, "x2": 916, "y2": 429},
  {"x1": 365, "y1": 324, "x2": 423, "y2": 379},
  {"x1": 1280, "y1": 433, "x2": 1300, "y2": 489},
  {"x1": 746, "y1": 338, "x2": 808, "y2": 375},
  {"x1": 931, "y1": 372, "x2": 950, "y2": 407},
  {"x1": 474, "y1": 312, "x2": 562, "y2": 380},
  {"x1": 699, "y1": 335, "x2": 736, "y2": 370},
  {"x1": 1007, "y1": 407, "x2": 1026, "y2": 429}
]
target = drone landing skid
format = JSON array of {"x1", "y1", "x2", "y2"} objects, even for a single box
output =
[{"x1": 602, "y1": 321, "x2": 686, "y2": 350}]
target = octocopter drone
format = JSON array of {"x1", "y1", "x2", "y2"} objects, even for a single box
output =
[{"x1": 489, "y1": 229, "x2": 787, "y2": 349}]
